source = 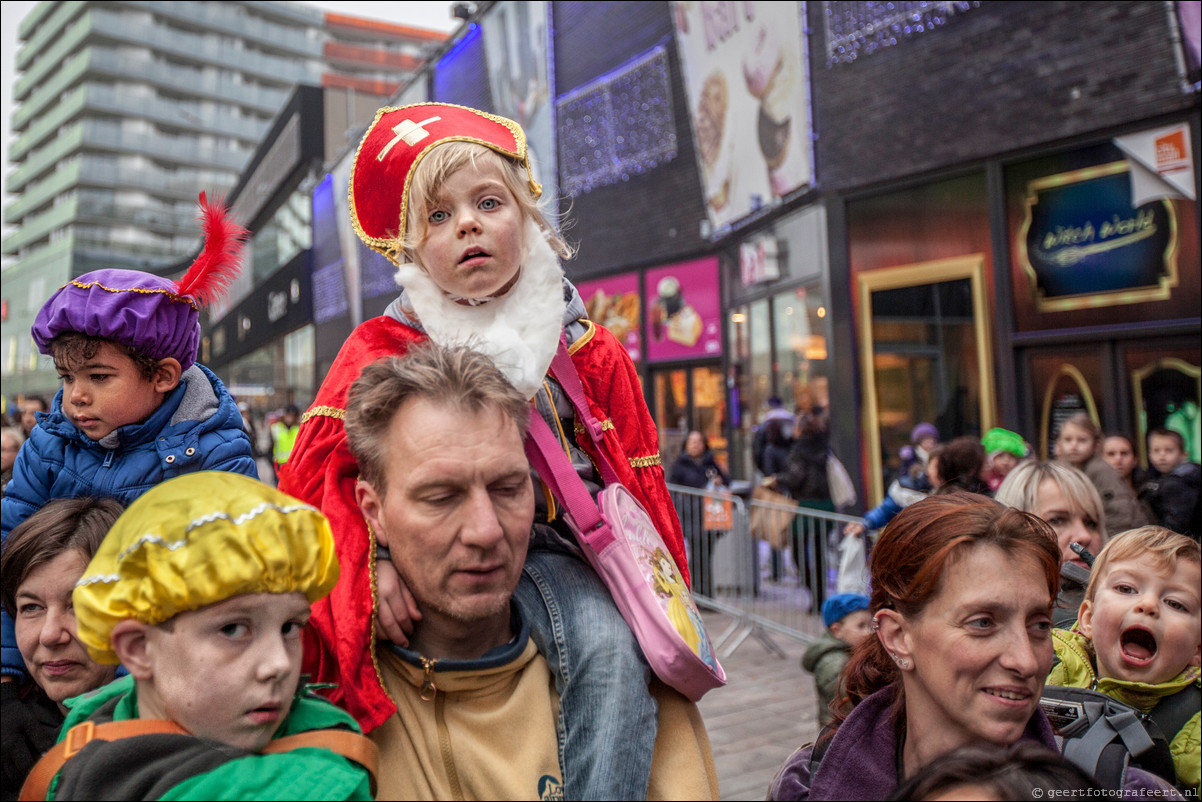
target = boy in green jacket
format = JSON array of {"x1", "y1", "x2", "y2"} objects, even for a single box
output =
[
  {"x1": 25, "y1": 472, "x2": 376, "y2": 800},
  {"x1": 802, "y1": 593, "x2": 871, "y2": 726},
  {"x1": 1048, "y1": 525, "x2": 1200, "y2": 794}
]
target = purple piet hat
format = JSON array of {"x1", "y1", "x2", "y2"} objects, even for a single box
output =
[{"x1": 32, "y1": 194, "x2": 246, "y2": 372}]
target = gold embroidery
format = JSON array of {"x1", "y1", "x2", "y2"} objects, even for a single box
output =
[
  {"x1": 629, "y1": 454, "x2": 663, "y2": 469},
  {"x1": 367, "y1": 520, "x2": 396, "y2": 708},
  {"x1": 573, "y1": 418, "x2": 614, "y2": 435},
  {"x1": 301, "y1": 405, "x2": 344, "y2": 424},
  {"x1": 63, "y1": 279, "x2": 198, "y2": 309}
]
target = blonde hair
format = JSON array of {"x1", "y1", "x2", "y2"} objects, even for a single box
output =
[
  {"x1": 1085, "y1": 525, "x2": 1201, "y2": 602},
  {"x1": 1057, "y1": 412, "x2": 1101, "y2": 447},
  {"x1": 402, "y1": 142, "x2": 572, "y2": 263},
  {"x1": 995, "y1": 460, "x2": 1108, "y2": 543}
]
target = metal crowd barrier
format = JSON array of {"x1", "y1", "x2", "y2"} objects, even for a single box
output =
[{"x1": 667, "y1": 483, "x2": 864, "y2": 659}]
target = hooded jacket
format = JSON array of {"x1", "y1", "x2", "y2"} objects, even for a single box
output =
[
  {"x1": 801, "y1": 632, "x2": 850, "y2": 727},
  {"x1": 0, "y1": 364, "x2": 257, "y2": 677},
  {"x1": 1049, "y1": 627, "x2": 1201, "y2": 793}
]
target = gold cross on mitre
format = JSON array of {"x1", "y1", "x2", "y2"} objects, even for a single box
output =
[{"x1": 377, "y1": 116, "x2": 442, "y2": 162}]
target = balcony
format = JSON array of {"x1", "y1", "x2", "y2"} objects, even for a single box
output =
[
  {"x1": 140, "y1": 1, "x2": 320, "y2": 59},
  {"x1": 15, "y1": 9, "x2": 92, "y2": 101},
  {"x1": 83, "y1": 120, "x2": 250, "y2": 169},
  {"x1": 17, "y1": 0, "x2": 86, "y2": 71},
  {"x1": 84, "y1": 48, "x2": 291, "y2": 117},
  {"x1": 4, "y1": 161, "x2": 83, "y2": 225},
  {"x1": 82, "y1": 84, "x2": 269, "y2": 142},
  {"x1": 87, "y1": 8, "x2": 323, "y2": 87},
  {"x1": 1, "y1": 197, "x2": 79, "y2": 256},
  {"x1": 75, "y1": 159, "x2": 238, "y2": 201},
  {"x1": 9, "y1": 88, "x2": 86, "y2": 162},
  {"x1": 6, "y1": 123, "x2": 85, "y2": 193},
  {"x1": 12, "y1": 50, "x2": 91, "y2": 131}
]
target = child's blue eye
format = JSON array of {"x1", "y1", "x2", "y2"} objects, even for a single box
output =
[
  {"x1": 429, "y1": 209, "x2": 449, "y2": 223},
  {"x1": 479, "y1": 198, "x2": 499, "y2": 210}
]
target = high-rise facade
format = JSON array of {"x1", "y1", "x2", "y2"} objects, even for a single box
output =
[{"x1": 1, "y1": 0, "x2": 444, "y2": 395}]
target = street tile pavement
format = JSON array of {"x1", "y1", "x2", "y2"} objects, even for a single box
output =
[{"x1": 697, "y1": 610, "x2": 821, "y2": 801}]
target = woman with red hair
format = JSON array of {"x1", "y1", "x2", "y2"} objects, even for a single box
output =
[{"x1": 768, "y1": 493, "x2": 1178, "y2": 799}]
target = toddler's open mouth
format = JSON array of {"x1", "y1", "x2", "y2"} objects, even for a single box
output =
[{"x1": 1119, "y1": 626, "x2": 1157, "y2": 665}]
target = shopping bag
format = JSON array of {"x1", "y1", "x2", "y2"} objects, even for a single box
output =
[
  {"x1": 750, "y1": 485, "x2": 798, "y2": 550},
  {"x1": 826, "y1": 453, "x2": 858, "y2": 510},
  {"x1": 836, "y1": 533, "x2": 871, "y2": 594},
  {"x1": 702, "y1": 481, "x2": 733, "y2": 531}
]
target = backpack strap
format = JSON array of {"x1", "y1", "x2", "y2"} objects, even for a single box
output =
[
  {"x1": 19, "y1": 720, "x2": 380, "y2": 801},
  {"x1": 1146, "y1": 683, "x2": 1202, "y2": 749},
  {"x1": 20, "y1": 719, "x2": 188, "y2": 801},
  {"x1": 808, "y1": 724, "x2": 836, "y2": 777},
  {"x1": 265, "y1": 729, "x2": 380, "y2": 796}
]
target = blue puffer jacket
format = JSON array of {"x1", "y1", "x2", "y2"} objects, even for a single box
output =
[{"x1": 1, "y1": 363, "x2": 258, "y2": 677}]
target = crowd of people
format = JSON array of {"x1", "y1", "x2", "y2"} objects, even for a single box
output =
[{"x1": 0, "y1": 101, "x2": 1197, "y2": 801}]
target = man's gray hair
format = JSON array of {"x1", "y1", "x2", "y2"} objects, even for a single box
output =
[{"x1": 346, "y1": 342, "x2": 531, "y2": 491}]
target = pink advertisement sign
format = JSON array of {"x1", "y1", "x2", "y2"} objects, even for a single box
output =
[
  {"x1": 644, "y1": 257, "x2": 723, "y2": 362},
  {"x1": 576, "y1": 272, "x2": 643, "y2": 362}
]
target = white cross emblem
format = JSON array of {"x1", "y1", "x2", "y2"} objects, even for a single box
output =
[{"x1": 377, "y1": 116, "x2": 442, "y2": 162}]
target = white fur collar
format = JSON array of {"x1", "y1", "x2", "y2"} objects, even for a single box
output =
[{"x1": 394, "y1": 219, "x2": 565, "y2": 400}]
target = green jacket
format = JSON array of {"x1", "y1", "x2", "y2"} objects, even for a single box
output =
[
  {"x1": 801, "y1": 631, "x2": 850, "y2": 727},
  {"x1": 46, "y1": 675, "x2": 372, "y2": 800},
  {"x1": 1049, "y1": 628, "x2": 1200, "y2": 795}
]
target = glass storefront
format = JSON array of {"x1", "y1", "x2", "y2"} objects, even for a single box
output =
[
  {"x1": 653, "y1": 364, "x2": 727, "y2": 472},
  {"x1": 855, "y1": 255, "x2": 996, "y2": 503},
  {"x1": 727, "y1": 281, "x2": 831, "y2": 479},
  {"x1": 222, "y1": 323, "x2": 316, "y2": 435}
]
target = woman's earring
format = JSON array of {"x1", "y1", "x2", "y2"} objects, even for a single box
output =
[{"x1": 897, "y1": 657, "x2": 910, "y2": 670}]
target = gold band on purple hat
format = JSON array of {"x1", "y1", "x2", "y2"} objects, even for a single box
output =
[{"x1": 348, "y1": 103, "x2": 541, "y2": 266}]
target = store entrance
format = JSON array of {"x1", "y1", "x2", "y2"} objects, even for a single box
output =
[
  {"x1": 650, "y1": 364, "x2": 728, "y2": 473},
  {"x1": 856, "y1": 255, "x2": 997, "y2": 504},
  {"x1": 1022, "y1": 337, "x2": 1201, "y2": 465}
]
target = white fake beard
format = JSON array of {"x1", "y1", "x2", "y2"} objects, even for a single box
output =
[{"x1": 394, "y1": 218, "x2": 566, "y2": 400}]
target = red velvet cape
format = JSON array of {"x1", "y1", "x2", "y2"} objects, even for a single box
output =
[{"x1": 280, "y1": 316, "x2": 686, "y2": 733}]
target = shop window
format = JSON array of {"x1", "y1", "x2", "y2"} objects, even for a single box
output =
[
  {"x1": 857, "y1": 255, "x2": 996, "y2": 504},
  {"x1": 1126, "y1": 346, "x2": 1201, "y2": 465},
  {"x1": 653, "y1": 365, "x2": 727, "y2": 472},
  {"x1": 773, "y1": 287, "x2": 829, "y2": 415}
]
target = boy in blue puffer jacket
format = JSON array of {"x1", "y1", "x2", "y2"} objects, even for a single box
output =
[{"x1": 0, "y1": 194, "x2": 258, "y2": 682}]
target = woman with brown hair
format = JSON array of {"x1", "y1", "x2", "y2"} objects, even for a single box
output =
[
  {"x1": 767, "y1": 493, "x2": 1176, "y2": 800},
  {"x1": 1, "y1": 497, "x2": 123, "y2": 799}
]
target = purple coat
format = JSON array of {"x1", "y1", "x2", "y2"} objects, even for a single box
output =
[{"x1": 767, "y1": 685, "x2": 1182, "y2": 800}]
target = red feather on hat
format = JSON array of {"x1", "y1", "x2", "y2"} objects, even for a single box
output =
[{"x1": 175, "y1": 192, "x2": 248, "y2": 307}]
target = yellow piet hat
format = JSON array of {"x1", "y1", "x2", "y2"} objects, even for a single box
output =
[{"x1": 74, "y1": 472, "x2": 339, "y2": 664}]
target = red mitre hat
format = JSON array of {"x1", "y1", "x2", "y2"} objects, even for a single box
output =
[{"x1": 349, "y1": 102, "x2": 541, "y2": 266}]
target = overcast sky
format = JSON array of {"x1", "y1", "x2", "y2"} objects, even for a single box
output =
[{"x1": 1, "y1": 1, "x2": 461, "y2": 262}]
